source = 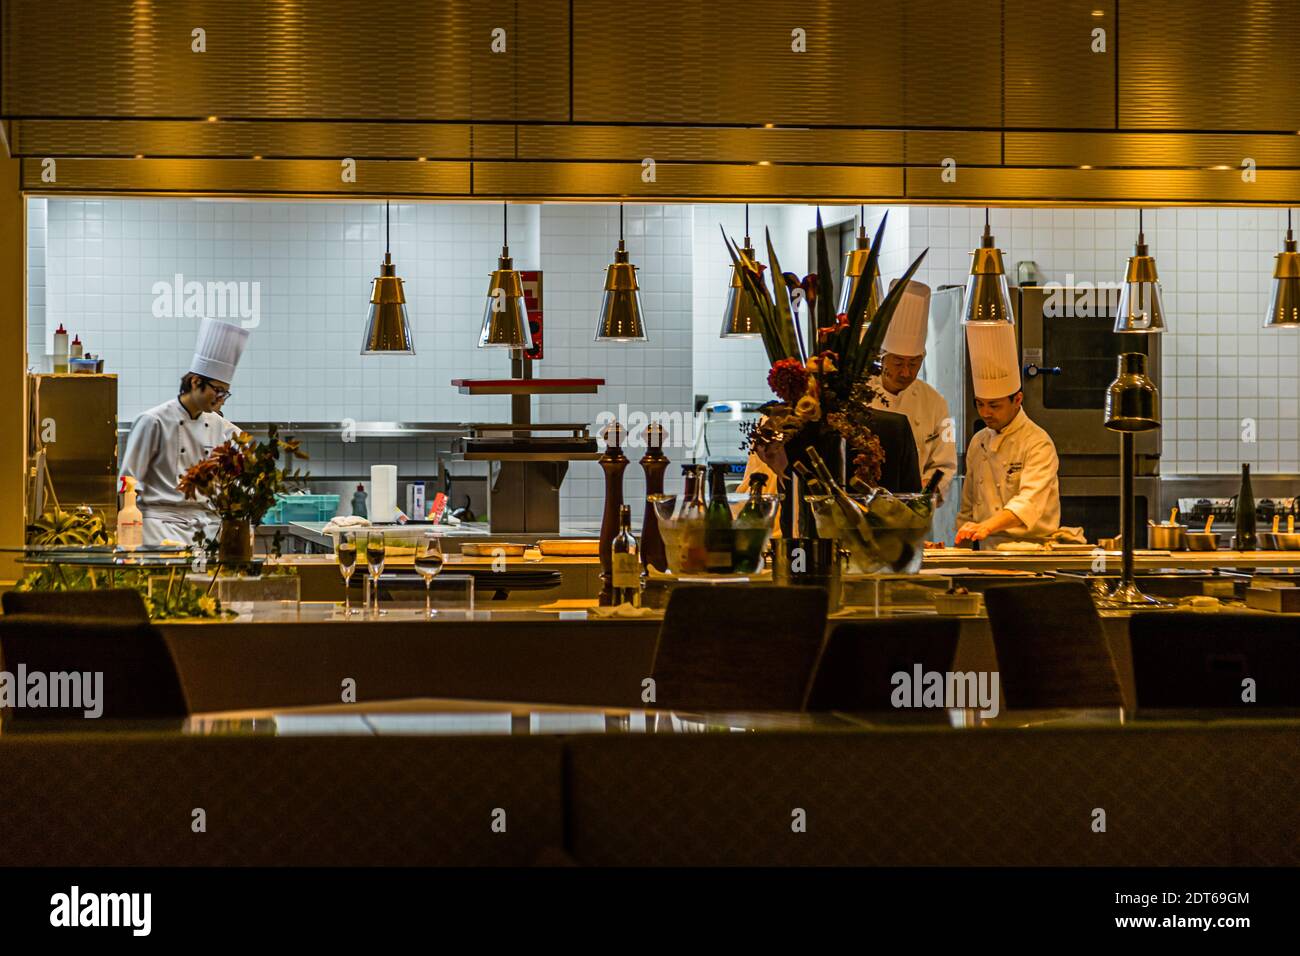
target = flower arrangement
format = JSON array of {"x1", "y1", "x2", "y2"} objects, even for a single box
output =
[
  {"x1": 725, "y1": 212, "x2": 928, "y2": 487},
  {"x1": 179, "y1": 424, "x2": 309, "y2": 524}
]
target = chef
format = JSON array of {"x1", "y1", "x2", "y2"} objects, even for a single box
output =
[
  {"x1": 867, "y1": 280, "x2": 957, "y2": 503},
  {"x1": 120, "y1": 317, "x2": 250, "y2": 547},
  {"x1": 955, "y1": 323, "x2": 1080, "y2": 547}
]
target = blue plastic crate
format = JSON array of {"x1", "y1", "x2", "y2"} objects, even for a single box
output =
[{"x1": 264, "y1": 494, "x2": 339, "y2": 524}]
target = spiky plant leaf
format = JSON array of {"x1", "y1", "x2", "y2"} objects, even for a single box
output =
[
  {"x1": 814, "y1": 209, "x2": 836, "y2": 333},
  {"x1": 764, "y1": 227, "x2": 802, "y2": 360}
]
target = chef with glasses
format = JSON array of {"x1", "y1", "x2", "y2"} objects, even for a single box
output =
[{"x1": 120, "y1": 317, "x2": 250, "y2": 547}]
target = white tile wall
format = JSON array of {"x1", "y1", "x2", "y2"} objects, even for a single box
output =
[
  {"x1": 39, "y1": 199, "x2": 538, "y2": 427},
  {"x1": 31, "y1": 199, "x2": 1300, "y2": 526},
  {"x1": 539, "y1": 203, "x2": 694, "y2": 523},
  {"x1": 26, "y1": 197, "x2": 46, "y2": 365}
]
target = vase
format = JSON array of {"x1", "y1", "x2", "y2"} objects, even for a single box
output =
[
  {"x1": 778, "y1": 423, "x2": 844, "y2": 538},
  {"x1": 217, "y1": 517, "x2": 253, "y2": 563}
]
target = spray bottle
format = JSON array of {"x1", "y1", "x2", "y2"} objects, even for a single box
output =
[{"x1": 117, "y1": 475, "x2": 143, "y2": 549}]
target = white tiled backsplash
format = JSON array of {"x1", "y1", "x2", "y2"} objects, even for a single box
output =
[{"x1": 29, "y1": 199, "x2": 1300, "y2": 525}]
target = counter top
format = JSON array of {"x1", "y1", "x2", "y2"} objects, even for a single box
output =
[{"x1": 923, "y1": 548, "x2": 1300, "y2": 571}]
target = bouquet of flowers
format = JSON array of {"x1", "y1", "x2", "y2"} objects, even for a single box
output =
[
  {"x1": 179, "y1": 424, "x2": 310, "y2": 524},
  {"x1": 724, "y1": 211, "x2": 928, "y2": 488}
]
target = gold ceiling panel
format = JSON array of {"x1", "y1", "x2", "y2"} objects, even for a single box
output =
[
  {"x1": 572, "y1": 1, "x2": 905, "y2": 126},
  {"x1": 1004, "y1": 1, "x2": 1116, "y2": 129},
  {"x1": 907, "y1": 167, "x2": 1300, "y2": 204},
  {"x1": 513, "y1": 127, "x2": 903, "y2": 165},
  {"x1": 901, "y1": 0, "x2": 1002, "y2": 128},
  {"x1": 1120, "y1": 0, "x2": 1300, "y2": 130},
  {"x1": 10, "y1": 120, "x2": 475, "y2": 159},
  {"x1": 903, "y1": 131, "x2": 1001, "y2": 167},
  {"x1": 1006, "y1": 133, "x2": 1300, "y2": 169},
  {"x1": 1, "y1": 0, "x2": 568, "y2": 122},
  {"x1": 472, "y1": 162, "x2": 903, "y2": 200},
  {"x1": 21, "y1": 159, "x2": 470, "y2": 196}
]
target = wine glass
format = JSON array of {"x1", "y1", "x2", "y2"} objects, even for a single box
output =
[
  {"x1": 365, "y1": 531, "x2": 387, "y2": 616},
  {"x1": 336, "y1": 530, "x2": 360, "y2": 615},
  {"x1": 413, "y1": 533, "x2": 445, "y2": 617}
]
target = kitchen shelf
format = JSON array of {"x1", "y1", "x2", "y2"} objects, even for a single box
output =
[
  {"x1": 458, "y1": 451, "x2": 603, "y2": 462},
  {"x1": 451, "y1": 378, "x2": 605, "y2": 396},
  {"x1": 116, "y1": 420, "x2": 470, "y2": 439}
]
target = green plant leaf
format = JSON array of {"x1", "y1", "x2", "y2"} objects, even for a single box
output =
[
  {"x1": 814, "y1": 208, "x2": 835, "y2": 333},
  {"x1": 764, "y1": 227, "x2": 802, "y2": 361}
]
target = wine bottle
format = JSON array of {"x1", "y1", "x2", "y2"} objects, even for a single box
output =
[
  {"x1": 679, "y1": 464, "x2": 706, "y2": 520},
  {"x1": 705, "y1": 463, "x2": 734, "y2": 572},
  {"x1": 1235, "y1": 463, "x2": 1257, "y2": 551},
  {"x1": 611, "y1": 504, "x2": 641, "y2": 606}
]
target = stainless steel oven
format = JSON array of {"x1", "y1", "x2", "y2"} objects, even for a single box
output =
[{"x1": 1015, "y1": 285, "x2": 1161, "y2": 476}]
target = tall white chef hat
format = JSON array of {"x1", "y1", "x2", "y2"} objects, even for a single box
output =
[
  {"x1": 190, "y1": 317, "x2": 250, "y2": 383},
  {"x1": 881, "y1": 279, "x2": 932, "y2": 356},
  {"x1": 966, "y1": 322, "x2": 1022, "y2": 399}
]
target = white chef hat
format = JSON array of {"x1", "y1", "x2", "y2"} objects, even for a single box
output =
[
  {"x1": 966, "y1": 322, "x2": 1022, "y2": 399},
  {"x1": 881, "y1": 279, "x2": 932, "y2": 356},
  {"x1": 190, "y1": 317, "x2": 250, "y2": 383}
]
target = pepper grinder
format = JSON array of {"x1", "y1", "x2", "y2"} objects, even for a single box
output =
[
  {"x1": 597, "y1": 421, "x2": 629, "y2": 606},
  {"x1": 639, "y1": 422, "x2": 670, "y2": 573}
]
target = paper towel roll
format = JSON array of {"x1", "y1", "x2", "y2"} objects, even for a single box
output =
[{"x1": 370, "y1": 465, "x2": 398, "y2": 523}]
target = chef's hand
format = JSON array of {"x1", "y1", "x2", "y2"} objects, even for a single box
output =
[{"x1": 955, "y1": 521, "x2": 990, "y2": 544}]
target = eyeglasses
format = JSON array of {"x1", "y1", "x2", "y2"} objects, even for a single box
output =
[{"x1": 203, "y1": 381, "x2": 231, "y2": 400}]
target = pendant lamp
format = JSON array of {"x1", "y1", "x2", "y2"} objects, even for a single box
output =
[
  {"x1": 479, "y1": 202, "x2": 533, "y2": 349},
  {"x1": 1264, "y1": 208, "x2": 1300, "y2": 329},
  {"x1": 595, "y1": 202, "x2": 648, "y2": 342},
  {"x1": 720, "y1": 204, "x2": 764, "y2": 338},
  {"x1": 361, "y1": 200, "x2": 415, "y2": 354},
  {"x1": 1114, "y1": 209, "x2": 1167, "y2": 333},
  {"x1": 961, "y1": 208, "x2": 1015, "y2": 325}
]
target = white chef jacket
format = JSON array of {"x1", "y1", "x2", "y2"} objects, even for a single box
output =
[
  {"x1": 120, "y1": 399, "x2": 241, "y2": 547},
  {"x1": 868, "y1": 375, "x2": 957, "y2": 504},
  {"x1": 956, "y1": 408, "x2": 1063, "y2": 546}
]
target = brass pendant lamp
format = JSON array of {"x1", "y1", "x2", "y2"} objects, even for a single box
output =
[
  {"x1": 961, "y1": 208, "x2": 1015, "y2": 325},
  {"x1": 595, "y1": 202, "x2": 648, "y2": 342},
  {"x1": 361, "y1": 200, "x2": 415, "y2": 354},
  {"x1": 479, "y1": 202, "x2": 533, "y2": 349},
  {"x1": 838, "y1": 204, "x2": 883, "y2": 316},
  {"x1": 720, "y1": 203, "x2": 764, "y2": 338},
  {"x1": 1114, "y1": 209, "x2": 1167, "y2": 334},
  {"x1": 1264, "y1": 208, "x2": 1300, "y2": 329}
]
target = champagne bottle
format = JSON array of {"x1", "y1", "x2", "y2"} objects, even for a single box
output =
[
  {"x1": 705, "y1": 463, "x2": 734, "y2": 572},
  {"x1": 736, "y1": 473, "x2": 770, "y2": 573},
  {"x1": 1235, "y1": 463, "x2": 1257, "y2": 551},
  {"x1": 611, "y1": 504, "x2": 641, "y2": 606},
  {"x1": 738, "y1": 472, "x2": 769, "y2": 521}
]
